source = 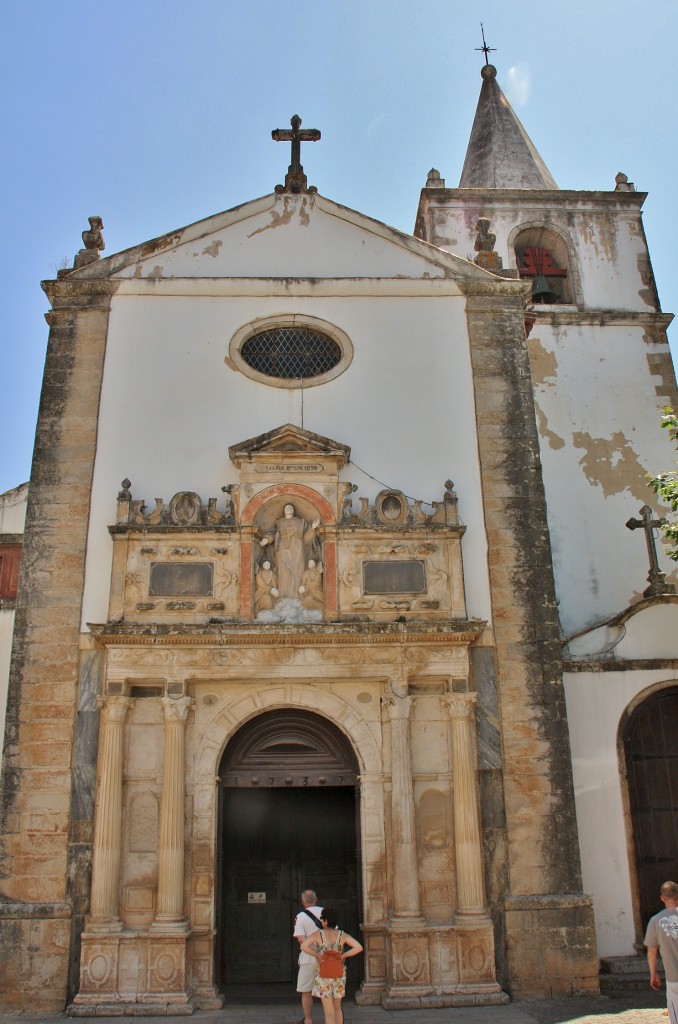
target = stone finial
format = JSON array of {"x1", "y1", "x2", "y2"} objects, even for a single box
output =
[
  {"x1": 473, "y1": 218, "x2": 503, "y2": 272},
  {"x1": 425, "y1": 168, "x2": 445, "y2": 188},
  {"x1": 74, "y1": 216, "x2": 105, "y2": 269},
  {"x1": 614, "y1": 172, "x2": 635, "y2": 192}
]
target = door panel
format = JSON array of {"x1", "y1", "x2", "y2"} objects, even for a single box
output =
[{"x1": 218, "y1": 786, "x2": 359, "y2": 986}]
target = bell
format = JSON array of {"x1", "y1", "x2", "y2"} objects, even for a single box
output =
[{"x1": 532, "y1": 274, "x2": 558, "y2": 304}]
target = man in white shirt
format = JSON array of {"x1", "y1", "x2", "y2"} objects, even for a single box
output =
[
  {"x1": 293, "y1": 889, "x2": 323, "y2": 1024},
  {"x1": 645, "y1": 880, "x2": 678, "y2": 1024}
]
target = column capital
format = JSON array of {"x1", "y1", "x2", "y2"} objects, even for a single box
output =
[
  {"x1": 97, "y1": 694, "x2": 132, "y2": 723},
  {"x1": 160, "y1": 695, "x2": 194, "y2": 722},
  {"x1": 381, "y1": 693, "x2": 413, "y2": 721},
  {"x1": 441, "y1": 692, "x2": 477, "y2": 720}
]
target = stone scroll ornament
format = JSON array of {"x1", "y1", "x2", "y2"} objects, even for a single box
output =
[{"x1": 255, "y1": 503, "x2": 323, "y2": 623}]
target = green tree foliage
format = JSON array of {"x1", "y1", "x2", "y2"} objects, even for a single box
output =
[{"x1": 648, "y1": 407, "x2": 678, "y2": 561}]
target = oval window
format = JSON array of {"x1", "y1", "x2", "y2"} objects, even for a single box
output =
[
  {"x1": 241, "y1": 326, "x2": 341, "y2": 380},
  {"x1": 228, "y1": 315, "x2": 354, "y2": 389}
]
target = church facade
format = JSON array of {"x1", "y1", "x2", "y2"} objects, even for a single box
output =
[{"x1": 1, "y1": 65, "x2": 676, "y2": 1012}]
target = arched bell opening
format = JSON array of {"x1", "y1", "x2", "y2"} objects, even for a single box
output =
[{"x1": 215, "y1": 709, "x2": 362, "y2": 999}]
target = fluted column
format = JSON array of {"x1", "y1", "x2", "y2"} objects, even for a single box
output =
[
  {"x1": 442, "y1": 693, "x2": 487, "y2": 917},
  {"x1": 88, "y1": 695, "x2": 131, "y2": 930},
  {"x1": 382, "y1": 693, "x2": 424, "y2": 924},
  {"x1": 152, "y1": 695, "x2": 193, "y2": 931}
]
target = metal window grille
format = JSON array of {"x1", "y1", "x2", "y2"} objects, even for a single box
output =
[{"x1": 241, "y1": 327, "x2": 342, "y2": 379}]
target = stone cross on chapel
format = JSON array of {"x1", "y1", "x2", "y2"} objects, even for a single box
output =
[
  {"x1": 626, "y1": 504, "x2": 676, "y2": 597},
  {"x1": 272, "y1": 114, "x2": 321, "y2": 194}
]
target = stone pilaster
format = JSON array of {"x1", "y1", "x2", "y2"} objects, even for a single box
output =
[
  {"x1": 87, "y1": 696, "x2": 131, "y2": 929},
  {"x1": 152, "y1": 695, "x2": 193, "y2": 931},
  {"x1": 464, "y1": 285, "x2": 599, "y2": 995},
  {"x1": 0, "y1": 282, "x2": 116, "y2": 1010}
]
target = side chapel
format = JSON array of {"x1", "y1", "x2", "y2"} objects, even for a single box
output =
[{"x1": 1, "y1": 61, "x2": 677, "y2": 1013}]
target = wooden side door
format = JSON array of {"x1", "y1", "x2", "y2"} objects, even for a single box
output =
[{"x1": 624, "y1": 687, "x2": 678, "y2": 928}]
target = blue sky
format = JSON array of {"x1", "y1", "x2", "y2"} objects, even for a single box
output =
[{"x1": 1, "y1": 0, "x2": 676, "y2": 494}]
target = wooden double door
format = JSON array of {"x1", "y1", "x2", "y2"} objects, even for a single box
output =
[
  {"x1": 624, "y1": 687, "x2": 678, "y2": 929},
  {"x1": 216, "y1": 710, "x2": 361, "y2": 990}
]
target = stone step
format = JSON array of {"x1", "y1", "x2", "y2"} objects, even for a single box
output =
[
  {"x1": 600, "y1": 955, "x2": 665, "y2": 997},
  {"x1": 601, "y1": 954, "x2": 665, "y2": 976}
]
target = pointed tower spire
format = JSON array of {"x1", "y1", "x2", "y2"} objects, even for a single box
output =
[{"x1": 459, "y1": 64, "x2": 558, "y2": 189}]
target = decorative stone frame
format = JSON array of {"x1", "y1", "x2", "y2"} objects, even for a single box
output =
[{"x1": 228, "y1": 313, "x2": 354, "y2": 389}]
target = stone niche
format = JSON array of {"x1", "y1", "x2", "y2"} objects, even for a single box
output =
[{"x1": 109, "y1": 423, "x2": 467, "y2": 626}]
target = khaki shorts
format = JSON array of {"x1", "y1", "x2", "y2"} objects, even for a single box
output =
[{"x1": 297, "y1": 962, "x2": 317, "y2": 992}]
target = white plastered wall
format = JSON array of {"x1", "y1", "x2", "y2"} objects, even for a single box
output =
[
  {"x1": 426, "y1": 197, "x2": 652, "y2": 312},
  {"x1": 565, "y1": 664, "x2": 678, "y2": 956},
  {"x1": 528, "y1": 319, "x2": 675, "y2": 633},
  {"x1": 418, "y1": 196, "x2": 676, "y2": 633},
  {"x1": 81, "y1": 276, "x2": 492, "y2": 627}
]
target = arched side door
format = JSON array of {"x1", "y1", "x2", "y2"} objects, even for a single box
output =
[
  {"x1": 622, "y1": 686, "x2": 678, "y2": 930},
  {"x1": 215, "y1": 710, "x2": 361, "y2": 991}
]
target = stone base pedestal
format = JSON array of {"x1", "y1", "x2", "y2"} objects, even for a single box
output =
[
  {"x1": 504, "y1": 893, "x2": 600, "y2": 998},
  {"x1": 373, "y1": 918, "x2": 507, "y2": 1009},
  {"x1": 70, "y1": 928, "x2": 193, "y2": 1014}
]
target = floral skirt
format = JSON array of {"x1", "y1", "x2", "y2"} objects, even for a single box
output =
[{"x1": 312, "y1": 971, "x2": 346, "y2": 999}]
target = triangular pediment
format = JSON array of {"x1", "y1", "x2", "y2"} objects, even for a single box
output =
[
  {"x1": 229, "y1": 423, "x2": 350, "y2": 468},
  {"x1": 63, "y1": 191, "x2": 504, "y2": 287}
]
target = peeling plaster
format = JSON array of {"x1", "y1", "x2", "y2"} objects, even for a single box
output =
[
  {"x1": 140, "y1": 232, "x2": 181, "y2": 258},
  {"x1": 298, "y1": 198, "x2": 311, "y2": 227},
  {"x1": 527, "y1": 337, "x2": 558, "y2": 388},
  {"x1": 201, "y1": 240, "x2": 223, "y2": 258},
  {"x1": 578, "y1": 214, "x2": 618, "y2": 264},
  {"x1": 247, "y1": 197, "x2": 310, "y2": 238},
  {"x1": 535, "y1": 401, "x2": 565, "y2": 450},
  {"x1": 637, "y1": 255, "x2": 656, "y2": 309},
  {"x1": 571, "y1": 430, "x2": 650, "y2": 502}
]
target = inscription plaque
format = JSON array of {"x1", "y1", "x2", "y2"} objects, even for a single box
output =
[
  {"x1": 149, "y1": 562, "x2": 213, "y2": 597},
  {"x1": 363, "y1": 560, "x2": 426, "y2": 595}
]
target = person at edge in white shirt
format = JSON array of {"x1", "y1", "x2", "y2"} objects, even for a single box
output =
[{"x1": 293, "y1": 889, "x2": 324, "y2": 1024}]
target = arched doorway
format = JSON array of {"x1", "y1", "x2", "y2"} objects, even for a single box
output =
[
  {"x1": 622, "y1": 686, "x2": 678, "y2": 930},
  {"x1": 215, "y1": 709, "x2": 361, "y2": 996}
]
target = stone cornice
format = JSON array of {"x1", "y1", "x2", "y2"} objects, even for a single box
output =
[
  {"x1": 563, "y1": 658, "x2": 678, "y2": 673},
  {"x1": 41, "y1": 278, "x2": 120, "y2": 309},
  {"x1": 530, "y1": 309, "x2": 674, "y2": 329},
  {"x1": 419, "y1": 188, "x2": 647, "y2": 210},
  {"x1": 88, "y1": 619, "x2": 486, "y2": 646},
  {"x1": 83, "y1": 277, "x2": 488, "y2": 298}
]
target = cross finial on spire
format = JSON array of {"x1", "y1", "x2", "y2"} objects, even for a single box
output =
[
  {"x1": 476, "y1": 23, "x2": 496, "y2": 66},
  {"x1": 271, "y1": 114, "x2": 321, "y2": 195}
]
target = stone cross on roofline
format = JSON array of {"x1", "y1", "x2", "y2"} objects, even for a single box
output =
[
  {"x1": 272, "y1": 114, "x2": 321, "y2": 194},
  {"x1": 626, "y1": 504, "x2": 676, "y2": 597}
]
